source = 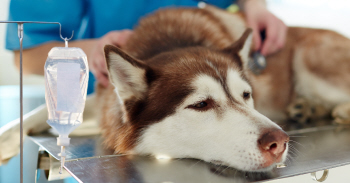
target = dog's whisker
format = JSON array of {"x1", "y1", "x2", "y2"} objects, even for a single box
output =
[
  {"x1": 219, "y1": 166, "x2": 230, "y2": 176},
  {"x1": 288, "y1": 135, "x2": 307, "y2": 138},
  {"x1": 289, "y1": 143, "x2": 302, "y2": 154},
  {"x1": 286, "y1": 153, "x2": 295, "y2": 160},
  {"x1": 287, "y1": 145, "x2": 299, "y2": 155},
  {"x1": 287, "y1": 150, "x2": 298, "y2": 158},
  {"x1": 289, "y1": 139, "x2": 306, "y2": 148},
  {"x1": 288, "y1": 144, "x2": 306, "y2": 158},
  {"x1": 189, "y1": 159, "x2": 202, "y2": 168},
  {"x1": 287, "y1": 148, "x2": 298, "y2": 155},
  {"x1": 284, "y1": 156, "x2": 291, "y2": 164},
  {"x1": 288, "y1": 144, "x2": 299, "y2": 154},
  {"x1": 286, "y1": 153, "x2": 297, "y2": 163},
  {"x1": 288, "y1": 154, "x2": 297, "y2": 160},
  {"x1": 233, "y1": 169, "x2": 239, "y2": 178}
]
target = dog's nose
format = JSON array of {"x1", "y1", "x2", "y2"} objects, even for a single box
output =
[{"x1": 258, "y1": 129, "x2": 289, "y2": 157}]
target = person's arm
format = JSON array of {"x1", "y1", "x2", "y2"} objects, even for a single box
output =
[
  {"x1": 237, "y1": 0, "x2": 287, "y2": 56},
  {"x1": 13, "y1": 39, "x2": 97, "y2": 75},
  {"x1": 88, "y1": 30, "x2": 133, "y2": 87},
  {"x1": 13, "y1": 29, "x2": 132, "y2": 88}
]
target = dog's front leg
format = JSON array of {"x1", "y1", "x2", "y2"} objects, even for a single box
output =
[
  {"x1": 332, "y1": 103, "x2": 350, "y2": 124},
  {"x1": 287, "y1": 97, "x2": 329, "y2": 123}
]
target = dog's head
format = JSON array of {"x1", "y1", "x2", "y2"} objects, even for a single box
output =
[{"x1": 104, "y1": 29, "x2": 289, "y2": 172}]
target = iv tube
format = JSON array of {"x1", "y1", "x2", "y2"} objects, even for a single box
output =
[
  {"x1": 44, "y1": 40, "x2": 89, "y2": 173},
  {"x1": 58, "y1": 38, "x2": 69, "y2": 173},
  {"x1": 57, "y1": 135, "x2": 69, "y2": 173}
]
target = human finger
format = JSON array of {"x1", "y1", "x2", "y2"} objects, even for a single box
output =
[
  {"x1": 94, "y1": 69, "x2": 109, "y2": 88},
  {"x1": 91, "y1": 55, "x2": 108, "y2": 87},
  {"x1": 108, "y1": 30, "x2": 133, "y2": 47},
  {"x1": 90, "y1": 58, "x2": 99, "y2": 76},
  {"x1": 98, "y1": 56, "x2": 109, "y2": 79},
  {"x1": 260, "y1": 23, "x2": 279, "y2": 56},
  {"x1": 252, "y1": 26, "x2": 262, "y2": 51},
  {"x1": 247, "y1": 20, "x2": 261, "y2": 51},
  {"x1": 276, "y1": 22, "x2": 288, "y2": 50},
  {"x1": 116, "y1": 30, "x2": 133, "y2": 47},
  {"x1": 94, "y1": 53, "x2": 109, "y2": 78}
]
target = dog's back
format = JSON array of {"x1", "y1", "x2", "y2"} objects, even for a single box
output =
[
  {"x1": 99, "y1": 6, "x2": 350, "y2": 124},
  {"x1": 122, "y1": 8, "x2": 238, "y2": 60}
]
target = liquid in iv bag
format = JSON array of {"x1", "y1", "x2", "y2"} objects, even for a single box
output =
[{"x1": 44, "y1": 47, "x2": 89, "y2": 173}]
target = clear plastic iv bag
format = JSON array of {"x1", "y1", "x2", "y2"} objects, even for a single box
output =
[{"x1": 44, "y1": 47, "x2": 89, "y2": 140}]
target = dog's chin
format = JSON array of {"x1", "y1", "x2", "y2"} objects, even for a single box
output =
[
  {"x1": 210, "y1": 152, "x2": 288, "y2": 173},
  {"x1": 251, "y1": 152, "x2": 288, "y2": 172},
  {"x1": 250, "y1": 164, "x2": 276, "y2": 172},
  {"x1": 209, "y1": 160, "x2": 275, "y2": 173}
]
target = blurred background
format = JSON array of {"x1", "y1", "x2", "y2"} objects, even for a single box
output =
[
  {"x1": 1, "y1": 0, "x2": 350, "y2": 182},
  {"x1": 0, "y1": 0, "x2": 45, "y2": 128}
]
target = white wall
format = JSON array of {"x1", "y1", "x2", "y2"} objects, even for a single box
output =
[
  {"x1": 0, "y1": 0, "x2": 44, "y2": 85},
  {"x1": 267, "y1": 0, "x2": 350, "y2": 38}
]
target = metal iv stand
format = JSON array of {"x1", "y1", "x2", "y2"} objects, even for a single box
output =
[{"x1": 0, "y1": 21, "x2": 73, "y2": 183}]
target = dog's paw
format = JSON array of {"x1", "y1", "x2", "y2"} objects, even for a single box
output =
[
  {"x1": 287, "y1": 98, "x2": 328, "y2": 123},
  {"x1": 287, "y1": 98, "x2": 311, "y2": 123},
  {"x1": 332, "y1": 103, "x2": 350, "y2": 124}
]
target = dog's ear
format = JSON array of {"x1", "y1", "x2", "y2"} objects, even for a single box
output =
[
  {"x1": 223, "y1": 28, "x2": 252, "y2": 69},
  {"x1": 104, "y1": 45, "x2": 148, "y2": 102}
]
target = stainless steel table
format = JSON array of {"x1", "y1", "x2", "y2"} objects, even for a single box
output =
[{"x1": 30, "y1": 123, "x2": 350, "y2": 183}]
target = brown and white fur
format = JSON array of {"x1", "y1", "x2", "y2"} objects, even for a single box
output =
[{"x1": 96, "y1": 6, "x2": 350, "y2": 171}]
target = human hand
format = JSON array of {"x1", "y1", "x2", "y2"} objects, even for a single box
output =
[
  {"x1": 243, "y1": 0, "x2": 287, "y2": 56},
  {"x1": 89, "y1": 30, "x2": 133, "y2": 87}
]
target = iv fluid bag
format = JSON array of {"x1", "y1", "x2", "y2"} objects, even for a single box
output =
[{"x1": 44, "y1": 47, "x2": 89, "y2": 136}]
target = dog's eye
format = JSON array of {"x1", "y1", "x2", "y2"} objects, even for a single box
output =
[
  {"x1": 194, "y1": 101, "x2": 207, "y2": 108},
  {"x1": 186, "y1": 99, "x2": 214, "y2": 111},
  {"x1": 243, "y1": 92, "x2": 250, "y2": 99}
]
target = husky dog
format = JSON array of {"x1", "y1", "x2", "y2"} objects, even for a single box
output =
[
  {"x1": 97, "y1": 5, "x2": 350, "y2": 171},
  {"x1": 97, "y1": 6, "x2": 291, "y2": 172}
]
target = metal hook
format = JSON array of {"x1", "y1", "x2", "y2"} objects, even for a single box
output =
[
  {"x1": 311, "y1": 169, "x2": 329, "y2": 182},
  {"x1": 58, "y1": 22, "x2": 74, "y2": 42},
  {"x1": 0, "y1": 21, "x2": 74, "y2": 42}
]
